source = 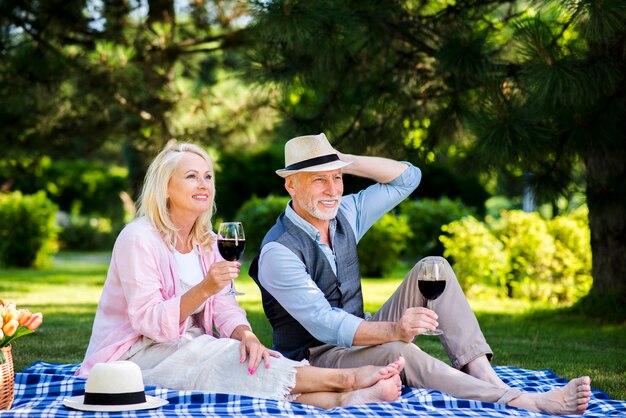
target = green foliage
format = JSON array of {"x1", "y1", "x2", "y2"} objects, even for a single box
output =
[
  {"x1": 440, "y1": 216, "x2": 509, "y2": 296},
  {"x1": 547, "y1": 206, "x2": 593, "y2": 302},
  {"x1": 416, "y1": 164, "x2": 490, "y2": 216},
  {"x1": 234, "y1": 195, "x2": 291, "y2": 256},
  {"x1": 44, "y1": 160, "x2": 129, "y2": 222},
  {"x1": 0, "y1": 191, "x2": 58, "y2": 268},
  {"x1": 490, "y1": 210, "x2": 559, "y2": 300},
  {"x1": 58, "y1": 216, "x2": 118, "y2": 252},
  {"x1": 358, "y1": 213, "x2": 412, "y2": 278},
  {"x1": 400, "y1": 197, "x2": 473, "y2": 258},
  {"x1": 440, "y1": 209, "x2": 592, "y2": 303},
  {"x1": 0, "y1": 158, "x2": 129, "y2": 222},
  {"x1": 215, "y1": 148, "x2": 285, "y2": 220},
  {"x1": 249, "y1": 0, "x2": 626, "y2": 309}
]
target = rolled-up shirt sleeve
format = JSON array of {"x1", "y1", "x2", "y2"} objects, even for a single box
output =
[
  {"x1": 342, "y1": 163, "x2": 422, "y2": 241},
  {"x1": 258, "y1": 242, "x2": 364, "y2": 347}
]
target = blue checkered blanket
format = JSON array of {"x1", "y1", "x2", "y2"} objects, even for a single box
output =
[{"x1": 4, "y1": 362, "x2": 625, "y2": 417}]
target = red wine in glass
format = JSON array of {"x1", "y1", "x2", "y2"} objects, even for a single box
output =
[
  {"x1": 217, "y1": 238, "x2": 246, "y2": 261},
  {"x1": 217, "y1": 222, "x2": 245, "y2": 296},
  {"x1": 417, "y1": 259, "x2": 447, "y2": 336},
  {"x1": 418, "y1": 280, "x2": 446, "y2": 300}
]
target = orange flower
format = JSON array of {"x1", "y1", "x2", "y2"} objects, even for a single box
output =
[
  {"x1": 2, "y1": 306, "x2": 18, "y2": 324},
  {"x1": 2, "y1": 319, "x2": 19, "y2": 337},
  {"x1": 25, "y1": 313, "x2": 43, "y2": 331},
  {"x1": 18, "y1": 309, "x2": 32, "y2": 326},
  {"x1": 0, "y1": 301, "x2": 43, "y2": 353}
]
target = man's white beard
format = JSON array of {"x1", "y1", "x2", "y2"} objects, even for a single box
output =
[{"x1": 301, "y1": 196, "x2": 341, "y2": 221}]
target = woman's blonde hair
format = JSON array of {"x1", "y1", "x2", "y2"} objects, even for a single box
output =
[{"x1": 136, "y1": 141, "x2": 216, "y2": 250}]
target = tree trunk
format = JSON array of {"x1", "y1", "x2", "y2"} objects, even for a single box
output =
[{"x1": 583, "y1": 144, "x2": 626, "y2": 315}]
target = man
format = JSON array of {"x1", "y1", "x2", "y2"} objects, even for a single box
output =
[{"x1": 250, "y1": 133, "x2": 591, "y2": 414}]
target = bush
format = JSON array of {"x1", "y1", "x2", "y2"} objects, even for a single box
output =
[
  {"x1": 216, "y1": 148, "x2": 285, "y2": 220},
  {"x1": 399, "y1": 197, "x2": 473, "y2": 258},
  {"x1": 358, "y1": 213, "x2": 413, "y2": 277},
  {"x1": 440, "y1": 216, "x2": 509, "y2": 296},
  {"x1": 0, "y1": 158, "x2": 129, "y2": 223},
  {"x1": 0, "y1": 191, "x2": 58, "y2": 268},
  {"x1": 440, "y1": 208, "x2": 592, "y2": 303},
  {"x1": 490, "y1": 210, "x2": 557, "y2": 300},
  {"x1": 58, "y1": 215, "x2": 118, "y2": 251},
  {"x1": 233, "y1": 195, "x2": 291, "y2": 257},
  {"x1": 411, "y1": 163, "x2": 490, "y2": 216},
  {"x1": 547, "y1": 206, "x2": 592, "y2": 302}
]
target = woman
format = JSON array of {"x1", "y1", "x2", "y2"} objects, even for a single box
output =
[{"x1": 78, "y1": 142, "x2": 404, "y2": 409}]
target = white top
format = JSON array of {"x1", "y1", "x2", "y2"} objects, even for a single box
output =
[{"x1": 173, "y1": 250, "x2": 205, "y2": 315}]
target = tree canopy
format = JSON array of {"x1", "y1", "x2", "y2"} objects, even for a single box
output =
[
  {"x1": 248, "y1": 0, "x2": 626, "y2": 315},
  {"x1": 1, "y1": 0, "x2": 624, "y2": 317}
]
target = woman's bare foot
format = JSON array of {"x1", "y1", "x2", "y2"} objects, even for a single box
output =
[
  {"x1": 349, "y1": 357, "x2": 406, "y2": 390},
  {"x1": 508, "y1": 376, "x2": 592, "y2": 415},
  {"x1": 341, "y1": 375, "x2": 402, "y2": 406}
]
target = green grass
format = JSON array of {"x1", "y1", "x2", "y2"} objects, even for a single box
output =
[{"x1": 2, "y1": 252, "x2": 625, "y2": 400}]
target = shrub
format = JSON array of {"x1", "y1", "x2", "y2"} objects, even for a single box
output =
[
  {"x1": 215, "y1": 148, "x2": 285, "y2": 220},
  {"x1": 1, "y1": 158, "x2": 129, "y2": 223},
  {"x1": 0, "y1": 191, "x2": 58, "y2": 268},
  {"x1": 58, "y1": 215, "x2": 118, "y2": 251},
  {"x1": 440, "y1": 216, "x2": 509, "y2": 296},
  {"x1": 547, "y1": 207, "x2": 592, "y2": 302},
  {"x1": 440, "y1": 208, "x2": 592, "y2": 303},
  {"x1": 490, "y1": 210, "x2": 557, "y2": 300},
  {"x1": 358, "y1": 213, "x2": 413, "y2": 278},
  {"x1": 399, "y1": 197, "x2": 473, "y2": 258},
  {"x1": 412, "y1": 163, "x2": 490, "y2": 215},
  {"x1": 233, "y1": 195, "x2": 291, "y2": 256}
]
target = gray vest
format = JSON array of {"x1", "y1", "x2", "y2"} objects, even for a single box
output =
[{"x1": 249, "y1": 209, "x2": 364, "y2": 361}]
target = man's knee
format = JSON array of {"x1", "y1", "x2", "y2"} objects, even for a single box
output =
[{"x1": 379, "y1": 341, "x2": 423, "y2": 362}]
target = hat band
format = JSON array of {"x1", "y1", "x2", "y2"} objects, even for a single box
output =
[
  {"x1": 84, "y1": 391, "x2": 147, "y2": 406},
  {"x1": 284, "y1": 154, "x2": 340, "y2": 171}
]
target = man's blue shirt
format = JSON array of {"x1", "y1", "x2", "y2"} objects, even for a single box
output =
[{"x1": 257, "y1": 163, "x2": 421, "y2": 347}]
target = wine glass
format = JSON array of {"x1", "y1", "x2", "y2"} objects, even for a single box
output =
[
  {"x1": 217, "y1": 222, "x2": 246, "y2": 296},
  {"x1": 417, "y1": 259, "x2": 447, "y2": 336}
]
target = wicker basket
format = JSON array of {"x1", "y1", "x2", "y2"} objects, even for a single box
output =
[{"x1": 0, "y1": 345, "x2": 15, "y2": 410}]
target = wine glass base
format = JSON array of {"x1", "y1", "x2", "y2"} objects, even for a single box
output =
[
  {"x1": 224, "y1": 290, "x2": 245, "y2": 296},
  {"x1": 422, "y1": 329, "x2": 443, "y2": 336}
]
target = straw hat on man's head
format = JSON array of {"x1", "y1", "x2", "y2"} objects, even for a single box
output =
[
  {"x1": 63, "y1": 361, "x2": 168, "y2": 412},
  {"x1": 276, "y1": 133, "x2": 352, "y2": 178}
]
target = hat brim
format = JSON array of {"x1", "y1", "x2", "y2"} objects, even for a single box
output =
[
  {"x1": 276, "y1": 160, "x2": 352, "y2": 178},
  {"x1": 63, "y1": 395, "x2": 168, "y2": 412}
]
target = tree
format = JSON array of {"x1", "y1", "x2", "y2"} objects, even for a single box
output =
[
  {"x1": 248, "y1": 0, "x2": 626, "y2": 317},
  {"x1": 0, "y1": 0, "x2": 273, "y2": 200}
]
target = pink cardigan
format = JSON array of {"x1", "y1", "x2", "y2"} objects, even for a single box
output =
[{"x1": 78, "y1": 217, "x2": 250, "y2": 376}]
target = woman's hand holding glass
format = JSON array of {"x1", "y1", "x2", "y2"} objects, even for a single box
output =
[{"x1": 203, "y1": 260, "x2": 241, "y2": 295}]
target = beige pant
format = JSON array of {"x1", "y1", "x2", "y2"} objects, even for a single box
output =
[{"x1": 308, "y1": 256, "x2": 522, "y2": 404}]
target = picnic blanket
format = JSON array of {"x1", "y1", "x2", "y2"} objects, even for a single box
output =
[{"x1": 4, "y1": 362, "x2": 625, "y2": 417}]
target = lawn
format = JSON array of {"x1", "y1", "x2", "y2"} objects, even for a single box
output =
[{"x1": 2, "y1": 252, "x2": 625, "y2": 400}]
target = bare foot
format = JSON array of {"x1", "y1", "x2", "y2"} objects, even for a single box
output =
[
  {"x1": 509, "y1": 376, "x2": 592, "y2": 415},
  {"x1": 350, "y1": 357, "x2": 406, "y2": 390},
  {"x1": 341, "y1": 375, "x2": 402, "y2": 406},
  {"x1": 463, "y1": 355, "x2": 510, "y2": 390}
]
